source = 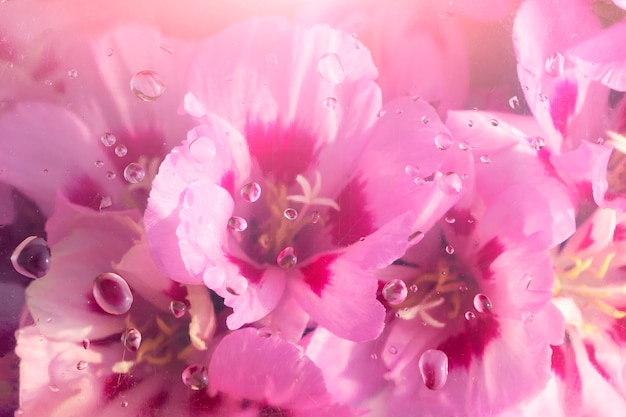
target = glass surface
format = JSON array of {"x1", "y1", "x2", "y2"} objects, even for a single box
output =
[{"x1": 1, "y1": 1, "x2": 626, "y2": 416}]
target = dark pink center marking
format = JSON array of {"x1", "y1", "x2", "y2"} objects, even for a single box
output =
[
  {"x1": 300, "y1": 254, "x2": 339, "y2": 297},
  {"x1": 436, "y1": 314, "x2": 500, "y2": 370},
  {"x1": 327, "y1": 177, "x2": 375, "y2": 247},
  {"x1": 475, "y1": 237, "x2": 504, "y2": 281}
]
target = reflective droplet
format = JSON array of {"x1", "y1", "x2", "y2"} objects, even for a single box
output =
[
  {"x1": 317, "y1": 52, "x2": 346, "y2": 84},
  {"x1": 382, "y1": 279, "x2": 408, "y2": 305},
  {"x1": 283, "y1": 208, "x2": 298, "y2": 220},
  {"x1": 94, "y1": 160, "x2": 104, "y2": 168},
  {"x1": 169, "y1": 300, "x2": 187, "y2": 318},
  {"x1": 323, "y1": 97, "x2": 339, "y2": 111},
  {"x1": 82, "y1": 339, "x2": 90, "y2": 350},
  {"x1": 67, "y1": 69, "x2": 78, "y2": 79},
  {"x1": 508, "y1": 95, "x2": 520, "y2": 109},
  {"x1": 99, "y1": 196, "x2": 113, "y2": 211},
  {"x1": 44, "y1": 79, "x2": 53, "y2": 86},
  {"x1": 310, "y1": 211, "x2": 321, "y2": 224},
  {"x1": 545, "y1": 52, "x2": 565, "y2": 77},
  {"x1": 106, "y1": 47, "x2": 114, "y2": 56},
  {"x1": 105, "y1": 171, "x2": 116, "y2": 180},
  {"x1": 395, "y1": 108, "x2": 403, "y2": 114},
  {"x1": 538, "y1": 93, "x2": 548, "y2": 102},
  {"x1": 479, "y1": 155, "x2": 491, "y2": 164},
  {"x1": 418, "y1": 349, "x2": 448, "y2": 390},
  {"x1": 76, "y1": 360, "x2": 88, "y2": 371},
  {"x1": 48, "y1": 384, "x2": 59, "y2": 392},
  {"x1": 121, "y1": 328, "x2": 142, "y2": 352},
  {"x1": 370, "y1": 353, "x2": 378, "y2": 360},
  {"x1": 522, "y1": 311, "x2": 534, "y2": 323},
  {"x1": 439, "y1": 172, "x2": 463, "y2": 195},
  {"x1": 227, "y1": 216, "x2": 248, "y2": 232},
  {"x1": 468, "y1": 120, "x2": 474, "y2": 127},
  {"x1": 434, "y1": 132, "x2": 453, "y2": 150},
  {"x1": 123, "y1": 163, "x2": 145, "y2": 184},
  {"x1": 409, "y1": 284, "x2": 419, "y2": 293},
  {"x1": 408, "y1": 230, "x2": 425, "y2": 245},
  {"x1": 445, "y1": 245, "x2": 455, "y2": 255},
  {"x1": 404, "y1": 164, "x2": 420, "y2": 177},
  {"x1": 376, "y1": 109, "x2": 386, "y2": 118},
  {"x1": 11, "y1": 236, "x2": 51, "y2": 279},
  {"x1": 473, "y1": 293, "x2": 492, "y2": 313},
  {"x1": 388, "y1": 345, "x2": 398, "y2": 355},
  {"x1": 465, "y1": 311, "x2": 476, "y2": 320},
  {"x1": 92, "y1": 272, "x2": 133, "y2": 315},
  {"x1": 189, "y1": 136, "x2": 216, "y2": 164},
  {"x1": 530, "y1": 136, "x2": 545, "y2": 151},
  {"x1": 458, "y1": 142, "x2": 472, "y2": 151},
  {"x1": 421, "y1": 115, "x2": 430, "y2": 125},
  {"x1": 256, "y1": 327, "x2": 272, "y2": 338},
  {"x1": 101, "y1": 132, "x2": 117, "y2": 147},
  {"x1": 444, "y1": 216, "x2": 456, "y2": 224},
  {"x1": 241, "y1": 182, "x2": 261, "y2": 203},
  {"x1": 121, "y1": 400, "x2": 129, "y2": 408},
  {"x1": 276, "y1": 247, "x2": 297, "y2": 269},
  {"x1": 181, "y1": 364, "x2": 208, "y2": 390},
  {"x1": 489, "y1": 119, "x2": 499, "y2": 127},
  {"x1": 130, "y1": 70, "x2": 166, "y2": 102},
  {"x1": 114, "y1": 145, "x2": 128, "y2": 157}
]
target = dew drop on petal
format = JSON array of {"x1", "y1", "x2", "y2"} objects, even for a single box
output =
[
  {"x1": 100, "y1": 132, "x2": 116, "y2": 147},
  {"x1": 181, "y1": 364, "x2": 208, "y2": 390},
  {"x1": 408, "y1": 230, "x2": 425, "y2": 245},
  {"x1": 169, "y1": 300, "x2": 187, "y2": 318},
  {"x1": 508, "y1": 95, "x2": 520, "y2": 109},
  {"x1": 410, "y1": 284, "x2": 419, "y2": 293},
  {"x1": 48, "y1": 384, "x2": 59, "y2": 392},
  {"x1": 382, "y1": 279, "x2": 408, "y2": 305},
  {"x1": 445, "y1": 245, "x2": 455, "y2": 255},
  {"x1": 489, "y1": 119, "x2": 499, "y2": 127},
  {"x1": 106, "y1": 171, "x2": 117, "y2": 180},
  {"x1": 121, "y1": 400, "x2": 129, "y2": 408},
  {"x1": 92, "y1": 272, "x2": 133, "y2": 315},
  {"x1": 130, "y1": 70, "x2": 166, "y2": 102},
  {"x1": 227, "y1": 216, "x2": 248, "y2": 232},
  {"x1": 99, "y1": 196, "x2": 113, "y2": 211},
  {"x1": 241, "y1": 182, "x2": 261, "y2": 203},
  {"x1": 545, "y1": 52, "x2": 565, "y2": 77},
  {"x1": 256, "y1": 327, "x2": 272, "y2": 338},
  {"x1": 188, "y1": 136, "x2": 216, "y2": 164},
  {"x1": 444, "y1": 216, "x2": 455, "y2": 224},
  {"x1": 106, "y1": 47, "x2": 114, "y2": 56},
  {"x1": 323, "y1": 97, "x2": 339, "y2": 111},
  {"x1": 10, "y1": 236, "x2": 51, "y2": 279},
  {"x1": 479, "y1": 155, "x2": 491, "y2": 164},
  {"x1": 522, "y1": 311, "x2": 534, "y2": 323},
  {"x1": 465, "y1": 311, "x2": 476, "y2": 320},
  {"x1": 538, "y1": 93, "x2": 548, "y2": 102},
  {"x1": 376, "y1": 109, "x2": 386, "y2": 118},
  {"x1": 419, "y1": 349, "x2": 448, "y2": 390},
  {"x1": 434, "y1": 132, "x2": 453, "y2": 150},
  {"x1": 458, "y1": 142, "x2": 472, "y2": 151},
  {"x1": 468, "y1": 120, "x2": 474, "y2": 127},
  {"x1": 67, "y1": 69, "x2": 78, "y2": 79},
  {"x1": 310, "y1": 211, "x2": 321, "y2": 224},
  {"x1": 277, "y1": 247, "x2": 297, "y2": 269},
  {"x1": 123, "y1": 163, "x2": 145, "y2": 184},
  {"x1": 473, "y1": 293, "x2": 493, "y2": 313},
  {"x1": 421, "y1": 115, "x2": 430, "y2": 125},
  {"x1": 94, "y1": 160, "x2": 104, "y2": 168},
  {"x1": 82, "y1": 339, "x2": 90, "y2": 350},
  {"x1": 76, "y1": 360, "x2": 88, "y2": 371},
  {"x1": 439, "y1": 172, "x2": 462, "y2": 195},
  {"x1": 317, "y1": 52, "x2": 346, "y2": 84},
  {"x1": 114, "y1": 145, "x2": 128, "y2": 157},
  {"x1": 388, "y1": 345, "x2": 398, "y2": 355},
  {"x1": 404, "y1": 164, "x2": 419, "y2": 177},
  {"x1": 530, "y1": 136, "x2": 545, "y2": 151},
  {"x1": 283, "y1": 208, "x2": 298, "y2": 220},
  {"x1": 121, "y1": 328, "x2": 142, "y2": 352}
]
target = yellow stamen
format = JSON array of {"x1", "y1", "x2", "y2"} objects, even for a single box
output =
[{"x1": 592, "y1": 299, "x2": 626, "y2": 319}]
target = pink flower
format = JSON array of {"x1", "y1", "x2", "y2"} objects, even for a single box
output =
[{"x1": 145, "y1": 17, "x2": 471, "y2": 342}]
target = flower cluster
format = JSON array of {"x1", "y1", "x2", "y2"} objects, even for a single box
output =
[{"x1": 2, "y1": 0, "x2": 626, "y2": 416}]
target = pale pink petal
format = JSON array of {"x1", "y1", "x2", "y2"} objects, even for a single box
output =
[{"x1": 257, "y1": 295, "x2": 310, "y2": 343}]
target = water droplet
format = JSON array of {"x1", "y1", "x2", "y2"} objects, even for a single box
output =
[
  {"x1": 376, "y1": 109, "x2": 386, "y2": 118},
  {"x1": 283, "y1": 208, "x2": 298, "y2": 220},
  {"x1": 388, "y1": 345, "x2": 398, "y2": 355},
  {"x1": 256, "y1": 327, "x2": 272, "y2": 338},
  {"x1": 121, "y1": 328, "x2": 142, "y2": 352},
  {"x1": 421, "y1": 115, "x2": 430, "y2": 125},
  {"x1": 409, "y1": 284, "x2": 419, "y2": 293},
  {"x1": 76, "y1": 360, "x2": 88, "y2": 371},
  {"x1": 265, "y1": 53, "x2": 278, "y2": 65},
  {"x1": 545, "y1": 52, "x2": 565, "y2": 77},
  {"x1": 439, "y1": 172, "x2": 462, "y2": 195},
  {"x1": 121, "y1": 400, "x2": 129, "y2": 407},
  {"x1": 597, "y1": 137, "x2": 605, "y2": 145},
  {"x1": 106, "y1": 47, "x2": 114, "y2": 56},
  {"x1": 105, "y1": 171, "x2": 116, "y2": 180},
  {"x1": 181, "y1": 364, "x2": 208, "y2": 390},
  {"x1": 418, "y1": 349, "x2": 448, "y2": 390},
  {"x1": 404, "y1": 164, "x2": 419, "y2": 177},
  {"x1": 465, "y1": 311, "x2": 476, "y2": 320},
  {"x1": 522, "y1": 311, "x2": 534, "y2": 323},
  {"x1": 48, "y1": 384, "x2": 59, "y2": 392},
  {"x1": 10, "y1": 236, "x2": 51, "y2": 279},
  {"x1": 67, "y1": 68, "x2": 78, "y2": 79},
  {"x1": 395, "y1": 108, "x2": 403, "y2": 115},
  {"x1": 473, "y1": 293, "x2": 492, "y2": 313},
  {"x1": 413, "y1": 176, "x2": 426, "y2": 186},
  {"x1": 310, "y1": 211, "x2": 321, "y2": 224},
  {"x1": 323, "y1": 97, "x2": 339, "y2": 111},
  {"x1": 101, "y1": 132, "x2": 117, "y2": 147},
  {"x1": 241, "y1": 182, "x2": 261, "y2": 203},
  {"x1": 458, "y1": 142, "x2": 472, "y2": 151},
  {"x1": 317, "y1": 52, "x2": 346, "y2": 84},
  {"x1": 434, "y1": 132, "x2": 453, "y2": 150},
  {"x1": 408, "y1": 230, "x2": 425, "y2": 245},
  {"x1": 445, "y1": 245, "x2": 455, "y2": 255},
  {"x1": 169, "y1": 300, "x2": 187, "y2": 318},
  {"x1": 530, "y1": 136, "x2": 545, "y2": 151},
  {"x1": 227, "y1": 216, "x2": 248, "y2": 232},
  {"x1": 538, "y1": 93, "x2": 548, "y2": 102},
  {"x1": 479, "y1": 155, "x2": 491, "y2": 164},
  {"x1": 94, "y1": 160, "x2": 104, "y2": 168},
  {"x1": 114, "y1": 145, "x2": 128, "y2": 157},
  {"x1": 99, "y1": 196, "x2": 113, "y2": 211},
  {"x1": 44, "y1": 79, "x2": 53, "y2": 86},
  {"x1": 82, "y1": 339, "x2": 90, "y2": 350},
  {"x1": 189, "y1": 136, "x2": 216, "y2": 164},
  {"x1": 508, "y1": 95, "x2": 520, "y2": 109},
  {"x1": 489, "y1": 119, "x2": 499, "y2": 127},
  {"x1": 276, "y1": 247, "x2": 297, "y2": 269},
  {"x1": 92, "y1": 272, "x2": 133, "y2": 315},
  {"x1": 382, "y1": 279, "x2": 408, "y2": 305},
  {"x1": 130, "y1": 70, "x2": 166, "y2": 102},
  {"x1": 123, "y1": 163, "x2": 145, "y2": 184},
  {"x1": 444, "y1": 216, "x2": 455, "y2": 224},
  {"x1": 370, "y1": 353, "x2": 378, "y2": 360},
  {"x1": 468, "y1": 120, "x2": 474, "y2": 127}
]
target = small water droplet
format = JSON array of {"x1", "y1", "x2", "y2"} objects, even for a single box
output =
[
  {"x1": 276, "y1": 247, "x2": 297, "y2": 269},
  {"x1": 105, "y1": 171, "x2": 116, "y2": 180},
  {"x1": 44, "y1": 79, "x2": 53, "y2": 86},
  {"x1": 376, "y1": 109, "x2": 386, "y2": 118},
  {"x1": 101, "y1": 132, "x2": 117, "y2": 147},
  {"x1": 94, "y1": 160, "x2": 104, "y2": 168},
  {"x1": 169, "y1": 300, "x2": 187, "y2": 318},
  {"x1": 283, "y1": 208, "x2": 298, "y2": 221},
  {"x1": 121, "y1": 400, "x2": 129, "y2": 408},
  {"x1": 395, "y1": 108, "x2": 403, "y2": 114},
  {"x1": 404, "y1": 164, "x2": 420, "y2": 177},
  {"x1": 310, "y1": 211, "x2": 321, "y2": 224},
  {"x1": 227, "y1": 216, "x2": 248, "y2": 232},
  {"x1": 123, "y1": 163, "x2": 145, "y2": 184},
  {"x1": 10, "y1": 236, "x2": 51, "y2": 279},
  {"x1": 465, "y1": 311, "x2": 476, "y2": 320},
  {"x1": 458, "y1": 142, "x2": 472, "y2": 151},
  {"x1": 92, "y1": 272, "x2": 133, "y2": 315},
  {"x1": 76, "y1": 360, "x2": 88, "y2": 371},
  {"x1": 444, "y1": 216, "x2": 455, "y2": 224},
  {"x1": 468, "y1": 120, "x2": 474, "y2": 127},
  {"x1": 181, "y1": 364, "x2": 208, "y2": 390},
  {"x1": 256, "y1": 327, "x2": 272, "y2": 338},
  {"x1": 121, "y1": 328, "x2": 142, "y2": 352},
  {"x1": 188, "y1": 136, "x2": 216, "y2": 164},
  {"x1": 508, "y1": 95, "x2": 520, "y2": 109},
  {"x1": 489, "y1": 119, "x2": 499, "y2": 127},
  {"x1": 522, "y1": 311, "x2": 534, "y2": 323},
  {"x1": 317, "y1": 52, "x2": 346, "y2": 84},
  {"x1": 545, "y1": 52, "x2": 565, "y2": 77},
  {"x1": 99, "y1": 196, "x2": 113, "y2": 211},
  {"x1": 382, "y1": 279, "x2": 408, "y2": 305},
  {"x1": 421, "y1": 115, "x2": 430, "y2": 125},
  {"x1": 445, "y1": 245, "x2": 455, "y2": 255},
  {"x1": 597, "y1": 137, "x2": 605, "y2": 145},
  {"x1": 408, "y1": 230, "x2": 425, "y2": 245},
  {"x1": 388, "y1": 345, "x2": 398, "y2": 355},
  {"x1": 241, "y1": 182, "x2": 261, "y2": 203},
  {"x1": 409, "y1": 284, "x2": 419, "y2": 293},
  {"x1": 82, "y1": 339, "x2": 90, "y2": 350},
  {"x1": 414, "y1": 176, "x2": 426, "y2": 186},
  {"x1": 130, "y1": 70, "x2": 166, "y2": 102},
  {"x1": 48, "y1": 384, "x2": 59, "y2": 392},
  {"x1": 479, "y1": 155, "x2": 491, "y2": 164},
  {"x1": 418, "y1": 349, "x2": 448, "y2": 390},
  {"x1": 114, "y1": 145, "x2": 127, "y2": 157},
  {"x1": 323, "y1": 97, "x2": 339, "y2": 111},
  {"x1": 106, "y1": 47, "x2": 114, "y2": 56},
  {"x1": 473, "y1": 293, "x2": 492, "y2": 313},
  {"x1": 370, "y1": 353, "x2": 378, "y2": 360},
  {"x1": 538, "y1": 93, "x2": 548, "y2": 102},
  {"x1": 530, "y1": 136, "x2": 545, "y2": 151},
  {"x1": 67, "y1": 68, "x2": 78, "y2": 79},
  {"x1": 434, "y1": 132, "x2": 453, "y2": 150},
  {"x1": 439, "y1": 172, "x2": 463, "y2": 195}
]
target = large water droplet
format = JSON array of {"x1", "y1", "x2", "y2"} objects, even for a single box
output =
[
  {"x1": 434, "y1": 132, "x2": 453, "y2": 150},
  {"x1": 130, "y1": 70, "x2": 166, "y2": 102},
  {"x1": 114, "y1": 145, "x2": 128, "y2": 157},
  {"x1": 240, "y1": 182, "x2": 261, "y2": 203},
  {"x1": 121, "y1": 328, "x2": 142, "y2": 352},
  {"x1": 188, "y1": 137, "x2": 216, "y2": 164},
  {"x1": 11, "y1": 236, "x2": 51, "y2": 279},
  {"x1": 323, "y1": 97, "x2": 339, "y2": 111},
  {"x1": 473, "y1": 293, "x2": 492, "y2": 313},
  {"x1": 544, "y1": 52, "x2": 565, "y2": 77},
  {"x1": 101, "y1": 132, "x2": 117, "y2": 147},
  {"x1": 181, "y1": 364, "x2": 208, "y2": 390},
  {"x1": 439, "y1": 172, "x2": 462, "y2": 195},
  {"x1": 382, "y1": 279, "x2": 408, "y2": 305},
  {"x1": 227, "y1": 216, "x2": 248, "y2": 232},
  {"x1": 317, "y1": 53, "x2": 346, "y2": 84},
  {"x1": 276, "y1": 247, "x2": 297, "y2": 269},
  {"x1": 419, "y1": 349, "x2": 448, "y2": 390},
  {"x1": 92, "y1": 272, "x2": 133, "y2": 315},
  {"x1": 123, "y1": 163, "x2": 145, "y2": 184},
  {"x1": 283, "y1": 208, "x2": 298, "y2": 221},
  {"x1": 169, "y1": 300, "x2": 187, "y2": 318}
]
